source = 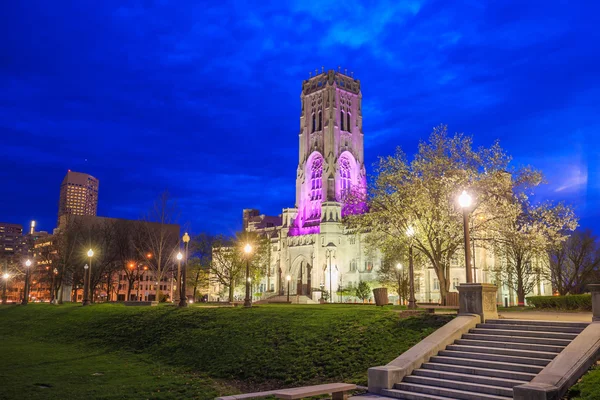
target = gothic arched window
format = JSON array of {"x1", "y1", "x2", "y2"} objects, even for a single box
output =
[
  {"x1": 312, "y1": 113, "x2": 316, "y2": 133},
  {"x1": 309, "y1": 156, "x2": 323, "y2": 219},
  {"x1": 340, "y1": 111, "x2": 345, "y2": 131},
  {"x1": 339, "y1": 157, "x2": 351, "y2": 193},
  {"x1": 318, "y1": 111, "x2": 322, "y2": 130},
  {"x1": 347, "y1": 113, "x2": 351, "y2": 132}
]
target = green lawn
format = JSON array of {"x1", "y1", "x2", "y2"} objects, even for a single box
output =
[
  {"x1": 568, "y1": 365, "x2": 600, "y2": 400},
  {"x1": 0, "y1": 303, "x2": 450, "y2": 399}
]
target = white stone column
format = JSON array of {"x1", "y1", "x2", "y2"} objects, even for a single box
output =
[{"x1": 589, "y1": 284, "x2": 600, "y2": 322}]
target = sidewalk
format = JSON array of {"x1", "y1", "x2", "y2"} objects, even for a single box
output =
[{"x1": 499, "y1": 311, "x2": 592, "y2": 322}]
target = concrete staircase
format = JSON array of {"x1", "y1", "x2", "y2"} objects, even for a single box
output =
[{"x1": 380, "y1": 319, "x2": 589, "y2": 400}]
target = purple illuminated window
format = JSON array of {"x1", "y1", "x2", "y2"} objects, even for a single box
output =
[
  {"x1": 310, "y1": 157, "x2": 323, "y2": 218},
  {"x1": 347, "y1": 113, "x2": 351, "y2": 131},
  {"x1": 340, "y1": 157, "x2": 351, "y2": 193},
  {"x1": 340, "y1": 111, "x2": 345, "y2": 131}
]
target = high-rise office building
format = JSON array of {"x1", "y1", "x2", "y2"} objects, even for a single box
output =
[{"x1": 57, "y1": 171, "x2": 99, "y2": 225}]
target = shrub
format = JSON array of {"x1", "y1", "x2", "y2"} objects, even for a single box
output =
[{"x1": 526, "y1": 294, "x2": 592, "y2": 311}]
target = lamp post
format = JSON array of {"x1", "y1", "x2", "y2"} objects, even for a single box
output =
[
  {"x1": 286, "y1": 275, "x2": 291, "y2": 303},
  {"x1": 176, "y1": 252, "x2": 183, "y2": 303},
  {"x1": 325, "y1": 242, "x2": 336, "y2": 303},
  {"x1": 82, "y1": 264, "x2": 90, "y2": 305},
  {"x1": 243, "y1": 243, "x2": 253, "y2": 308},
  {"x1": 2, "y1": 272, "x2": 9, "y2": 304},
  {"x1": 458, "y1": 190, "x2": 473, "y2": 283},
  {"x1": 396, "y1": 263, "x2": 403, "y2": 305},
  {"x1": 406, "y1": 226, "x2": 417, "y2": 309},
  {"x1": 179, "y1": 233, "x2": 190, "y2": 307},
  {"x1": 83, "y1": 249, "x2": 94, "y2": 305},
  {"x1": 22, "y1": 259, "x2": 32, "y2": 305},
  {"x1": 50, "y1": 268, "x2": 58, "y2": 304}
]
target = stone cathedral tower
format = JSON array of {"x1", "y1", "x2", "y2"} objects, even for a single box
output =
[{"x1": 290, "y1": 69, "x2": 367, "y2": 236}]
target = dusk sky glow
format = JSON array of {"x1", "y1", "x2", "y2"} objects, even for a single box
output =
[{"x1": 1, "y1": 1, "x2": 598, "y2": 235}]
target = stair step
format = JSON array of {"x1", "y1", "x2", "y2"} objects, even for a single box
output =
[
  {"x1": 454, "y1": 338, "x2": 565, "y2": 353},
  {"x1": 380, "y1": 388, "x2": 462, "y2": 400},
  {"x1": 414, "y1": 366, "x2": 531, "y2": 387},
  {"x1": 430, "y1": 355, "x2": 544, "y2": 374},
  {"x1": 462, "y1": 333, "x2": 572, "y2": 346},
  {"x1": 390, "y1": 382, "x2": 512, "y2": 400},
  {"x1": 487, "y1": 319, "x2": 589, "y2": 329},
  {"x1": 438, "y1": 350, "x2": 551, "y2": 366},
  {"x1": 469, "y1": 328, "x2": 578, "y2": 340},
  {"x1": 401, "y1": 375, "x2": 513, "y2": 397},
  {"x1": 477, "y1": 323, "x2": 584, "y2": 334},
  {"x1": 446, "y1": 344, "x2": 558, "y2": 359},
  {"x1": 421, "y1": 362, "x2": 536, "y2": 381}
]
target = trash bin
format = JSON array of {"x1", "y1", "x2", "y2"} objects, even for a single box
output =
[{"x1": 372, "y1": 287, "x2": 389, "y2": 306}]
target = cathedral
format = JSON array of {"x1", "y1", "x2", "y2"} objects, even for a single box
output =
[{"x1": 210, "y1": 69, "x2": 553, "y2": 305}]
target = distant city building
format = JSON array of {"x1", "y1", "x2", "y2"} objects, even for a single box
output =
[
  {"x1": 0, "y1": 223, "x2": 23, "y2": 257},
  {"x1": 58, "y1": 170, "x2": 99, "y2": 226}
]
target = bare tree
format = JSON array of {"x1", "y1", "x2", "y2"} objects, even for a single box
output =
[
  {"x1": 135, "y1": 192, "x2": 179, "y2": 301},
  {"x1": 548, "y1": 229, "x2": 600, "y2": 295}
]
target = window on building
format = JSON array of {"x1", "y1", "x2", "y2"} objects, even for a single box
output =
[
  {"x1": 350, "y1": 259, "x2": 357, "y2": 272},
  {"x1": 340, "y1": 111, "x2": 345, "y2": 131},
  {"x1": 318, "y1": 111, "x2": 322, "y2": 130},
  {"x1": 312, "y1": 113, "x2": 316, "y2": 132},
  {"x1": 452, "y1": 278, "x2": 459, "y2": 290},
  {"x1": 339, "y1": 157, "x2": 351, "y2": 194},
  {"x1": 309, "y1": 156, "x2": 323, "y2": 219},
  {"x1": 347, "y1": 112, "x2": 351, "y2": 131},
  {"x1": 433, "y1": 278, "x2": 440, "y2": 291}
]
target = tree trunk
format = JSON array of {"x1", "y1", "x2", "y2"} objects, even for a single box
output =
[{"x1": 228, "y1": 280, "x2": 234, "y2": 303}]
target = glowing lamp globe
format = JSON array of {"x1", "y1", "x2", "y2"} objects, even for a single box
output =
[
  {"x1": 2, "y1": 273, "x2": 9, "y2": 280},
  {"x1": 176, "y1": 252, "x2": 183, "y2": 261},
  {"x1": 458, "y1": 191, "x2": 472, "y2": 208},
  {"x1": 25, "y1": 260, "x2": 31, "y2": 268},
  {"x1": 286, "y1": 275, "x2": 291, "y2": 281},
  {"x1": 87, "y1": 249, "x2": 94, "y2": 257},
  {"x1": 396, "y1": 263, "x2": 402, "y2": 270},
  {"x1": 406, "y1": 226, "x2": 415, "y2": 237},
  {"x1": 244, "y1": 244, "x2": 252, "y2": 254}
]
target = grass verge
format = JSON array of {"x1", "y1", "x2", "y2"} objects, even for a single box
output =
[{"x1": 0, "y1": 303, "x2": 451, "y2": 398}]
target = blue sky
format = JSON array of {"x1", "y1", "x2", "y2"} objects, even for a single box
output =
[{"x1": 1, "y1": 0, "x2": 598, "y2": 235}]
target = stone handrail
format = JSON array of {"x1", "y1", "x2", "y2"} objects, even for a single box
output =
[{"x1": 513, "y1": 283, "x2": 600, "y2": 400}]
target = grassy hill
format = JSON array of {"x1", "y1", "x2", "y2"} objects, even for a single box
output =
[{"x1": 0, "y1": 303, "x2": 451, "y2": 399}]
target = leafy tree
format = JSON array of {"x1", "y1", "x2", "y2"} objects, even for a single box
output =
[
  {"x1": 548, "y1": 229, "x2": 600, "y2": 295},
  {"x1": 346, "y1": 126, "x2": 539, "y2": 303},
  {"x1": 493, "y1": 199, "x2": 576, "y2": 305},
  {"x1": 210, "y1": 231, "x2": 269, "y2": 302},
  {"x1": 355, "y1": 280, "x2": 371, "y2": 302},
  {"x1": 187, "y1": 233, "x2": 215, "y2": 301}
]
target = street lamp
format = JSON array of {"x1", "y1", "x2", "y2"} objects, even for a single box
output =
[
  {"x1": 286, "y1": 275, "x2": 291, "y2": 303},
  {"x1": 2, "y1": 272, "x2": 9, "y2": 305},
  {"x1": 82, "y1": 264, "x2": 89, "y2": 305},
  {"x1": 22, "y1": 259, "x2": 32, "y2": 305},
  {"x1": 406, "y1": 226, "x2": 417, "y2": 309},
  {"x1": 396, "y1": 263, "x2": 403, "y2": 305},
  {"x1": 83, "y1": 249, "x2": 94, "y2": 306},
  {"x1": 243, "y1": 243, "x2": 253, "y2": 308},
  {"x1": 50, "y1": 268, "x2": 58, "y2": 304},
  {"x1": 458, "y1": 190, "x2": 473, "y2": 283},
  {"x1": 325, "y1": 242, "x2": 336, "y2": 303},
  {"x1": 176, "y1": 252, "x2": 183, "y2": 303},
  {"x1": 179, "y1": 232, "x2": 190, "y2": 307}
]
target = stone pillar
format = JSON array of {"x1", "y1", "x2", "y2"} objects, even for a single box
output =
[
  {"x1": 458, "y1": 283, "x2": 498, "y2": 323},
  {"x1": 589, "y1": 284, "x2": 600, "y2": 322}
]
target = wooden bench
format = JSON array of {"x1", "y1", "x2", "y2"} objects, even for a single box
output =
[
  {"x1": 216, "y1": 383, "x2": 357, "y2": 400},
  {"x1": 274, "y1": 383, "x2": 356, "y2": 400},
  {"x1": 418, "y1": 305, "x2": 459, "y2": 314}
]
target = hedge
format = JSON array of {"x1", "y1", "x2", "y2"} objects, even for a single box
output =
[{"x1": 526, "y1": 294, "x2": 592, "y2": 311}]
